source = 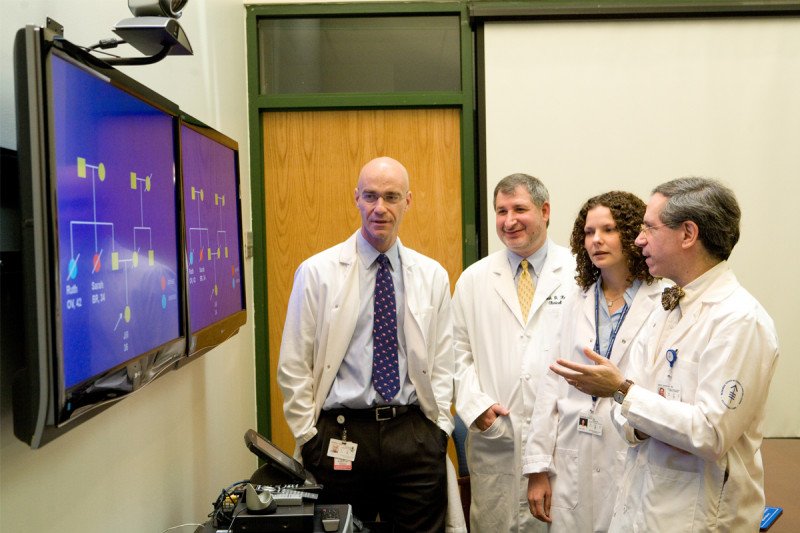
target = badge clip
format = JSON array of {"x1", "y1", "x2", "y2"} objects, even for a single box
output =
[{"x1": 666, "y1": 348, "x2": 678, "y2": 378}]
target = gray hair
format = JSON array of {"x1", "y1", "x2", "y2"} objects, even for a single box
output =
[
  {"x1": 653, "y1": 177, "x2": 741, "y2": 261},
  {"x1": 493, "y1": 173, "x2": 549, "y2": 209}
]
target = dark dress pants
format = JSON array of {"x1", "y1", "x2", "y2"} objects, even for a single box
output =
[{"x1": 302, "y1": 406, "x2": 448, "y2": 533}]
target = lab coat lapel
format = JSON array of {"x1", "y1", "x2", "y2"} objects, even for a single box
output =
[
  {"x1": 608, "y1": 281, "x2": 661, "y2": 367},
  {"x1": 490, "y1": 252, "x2": 526, "y2": 326},
  {"x1": 643, "y1": 307, "x2": 668, "y2": 373},
  {"x1": 400, "y1": 244, "x2": 423, "y2": 335},
  {"x1": 580, "y1": 285, "x2": 594, "y2": 327},
  {"x1": 662, "y1": 268, "x2": 738, "y2": 352},
  {"x1": 399, "y1": 244, "x2": 427, "y2": 378},
  {"x1": 323, "y1": 234, "x2": 360, "y2": 373},
  {"x1": 529, "y1": 241, "x2": 565, "y2": 318}
]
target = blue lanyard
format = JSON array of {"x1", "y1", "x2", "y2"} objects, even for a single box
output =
[
  {"x1": 591, "y1": 282, "x2": 629, "y2": 403},
  {"x1": 593, "y1": 282, "x2": 630, "y2": 357}
]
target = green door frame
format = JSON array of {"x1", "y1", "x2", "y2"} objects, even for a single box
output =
[{"x1": 245, "y1": 2, "x2": 477, "y2": 439}]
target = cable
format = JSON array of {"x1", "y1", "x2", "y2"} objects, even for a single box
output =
[
  {"x1": 230, "y1": 480, "x2": 250, "y2": 490},
  {"x1": 87, "y1": 38, "x2": 126, "y2": 51},
  {"x1": 208, "y1": 480, "x2": 250, "y2": 530},
  {"x1": 102, "y1": 44, "x2": 172, "y2": 66},
  {"x1": 52, "y1": 34, "x2": 173, "y2": 67},
  {"x1": 160, "y1": 524, "x2": 204, "y2": 533},
  {"x1": 225, "y1": 505, "x2": 249, "y2": 533}
]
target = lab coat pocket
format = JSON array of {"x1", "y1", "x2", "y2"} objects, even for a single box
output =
[
  {"x1": 469, "y1": 472, "x2": 516, "y2": 529},
  {"x1": 413, "y1": 306, "x2": 434, "y2": 337},
  {"x1": 640, "y1": 462, "x2": 698, "y2": 530},
  {"x1": 671, "y1": 358, "x2": 699, "y2": 404},
  {"x1": 551, "y1": 447, "x2": 579, "y2": 510},
  {"x1": 598, "y1": 449, "x2": 627, "y2": 506},
  {"x1": 467, "y1": 415, "x2": 514, "y2": 474}
]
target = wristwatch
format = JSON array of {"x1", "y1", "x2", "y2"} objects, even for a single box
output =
[{"x1": 613, "y1": 379, "x2": 634, "y2": 404}]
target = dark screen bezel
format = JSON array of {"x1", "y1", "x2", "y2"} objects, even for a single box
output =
[
  {"x1": 244, "y1": 429, "x2": 309, "y2": 484},
  {"x1": 11, "y1": 27, "x2": 190, "y2": 447},
  {"x1": 177, "y1": 115, "x2": 247, "y2": 363}
]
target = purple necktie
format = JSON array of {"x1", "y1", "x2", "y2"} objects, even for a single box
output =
[{"x1": 372, "y1": 254, "x2": 400, "y2": 401}]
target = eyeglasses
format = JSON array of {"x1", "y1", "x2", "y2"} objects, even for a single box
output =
[
  {"x1": 638, "y1": 222, "x2": 669, "y2": 235},
  {"x1": 359, "y1": 190, "x2": 407, "y2": 205}
]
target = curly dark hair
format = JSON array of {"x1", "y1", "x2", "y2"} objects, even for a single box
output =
[{"x1": 570, "y1": 191, "x2": 655, "y2": 291}]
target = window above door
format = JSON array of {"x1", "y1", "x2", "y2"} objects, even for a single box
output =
[{"x1": 257, "y1": 15, "x2": 461, "y2": 95}]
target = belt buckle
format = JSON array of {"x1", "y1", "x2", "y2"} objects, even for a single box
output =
[{"x1": 375, "y1": 406, "x2": 395, "y2": 421}]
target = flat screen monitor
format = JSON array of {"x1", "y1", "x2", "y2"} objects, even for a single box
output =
[
  {"x1": 178, "y1": 117, "x2": 246, "y2": 359},
  {"x1": 244, "y1": 429, "x2": 315, "y2": 486},
  {"x1": 11, "y1": 26, "x2": 186, "y2": 448}
]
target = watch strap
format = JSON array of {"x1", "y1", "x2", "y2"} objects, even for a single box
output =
[{"x1": 614, "y1": 379, "x2": 634, "y2": 404}]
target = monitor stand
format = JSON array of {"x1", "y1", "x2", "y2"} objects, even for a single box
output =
[{"x1": 250, "y1": 462, "x2": 299, "y2": 486}]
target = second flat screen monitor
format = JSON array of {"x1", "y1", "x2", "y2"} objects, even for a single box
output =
[{"x1": 180, "y1": 121, "x2": 246, "y2": 357}]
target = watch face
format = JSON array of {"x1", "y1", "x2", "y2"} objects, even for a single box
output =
[{"x1": 614, "y1": 391, "x2": 625, "y2": 404}]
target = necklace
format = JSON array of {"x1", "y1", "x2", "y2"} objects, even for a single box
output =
[{"x1": 604, "y1": 292, "x2": 625, "y2": 308}]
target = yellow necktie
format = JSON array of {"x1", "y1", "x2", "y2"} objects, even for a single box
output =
[{"x1": 518, "y1": 259, "x2": 535, "y2": 320}]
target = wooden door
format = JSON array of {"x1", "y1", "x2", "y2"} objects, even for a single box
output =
[{"x1": 263, "y1": 108, "x2": 462, "y2": 454}]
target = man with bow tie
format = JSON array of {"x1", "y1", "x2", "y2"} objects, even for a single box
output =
[{"x1": 550, "y1": 177, "x2": 779, "y2": 531}]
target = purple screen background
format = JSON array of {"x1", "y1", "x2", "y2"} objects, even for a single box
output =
[
  {"x1": 52, "y1": 55, "x2": 182, "y2": 389},
  {"x1": 180, "y1": 125, "x2": 244, "y2": 333}
]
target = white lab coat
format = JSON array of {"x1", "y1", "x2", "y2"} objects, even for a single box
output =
[
  {"x1": 453, "y1": 240, "x2": 576, "y2": 533},
  {"x1": 609, "y1": 263, "x2": 779, "y2": 532},
  {"x1": 278, "y1": 231, "x2": 454, "y2": 443},
  {"x1": 278, "y1": 231, "x2": 466, "y2": 532},
  {"x1": 522, "y1": 279, "x2": 664, "y2": 533}
]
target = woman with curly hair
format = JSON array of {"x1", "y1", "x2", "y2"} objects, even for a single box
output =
[{"x1": 522, "y1": 191, "x2": 664, "y2": 532}]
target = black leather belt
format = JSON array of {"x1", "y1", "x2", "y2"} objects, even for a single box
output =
[{"x1": 323, "y1": 405, "x2": 418, "y2": 422}]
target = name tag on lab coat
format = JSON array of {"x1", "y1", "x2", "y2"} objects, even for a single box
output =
[
  {"x1": 577, "y1": 413, "x2": 603, "y2": 436},
  {"x1": 658, "y1": 383, "x2": 682, "y2": 401}
]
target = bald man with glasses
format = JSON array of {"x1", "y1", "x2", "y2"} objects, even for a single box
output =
[{"x1": 278, "y1": 156, "x2": 457, "y2": 532}]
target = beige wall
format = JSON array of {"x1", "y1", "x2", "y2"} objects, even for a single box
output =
[
  {"x1": 0, "y1": 1, "x2": 256, "y2": 532},
  {"x1": 483, "y1": 17, "x2": 800, "y2": 437}
]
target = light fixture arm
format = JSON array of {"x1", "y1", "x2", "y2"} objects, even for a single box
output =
[{"x1": 101, "y1": 44, "x2": 173, "y2": 66}]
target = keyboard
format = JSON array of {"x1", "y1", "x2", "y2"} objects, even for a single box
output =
[{"x1": 255, "y1": 485, "x2": 319, "y2": 506}]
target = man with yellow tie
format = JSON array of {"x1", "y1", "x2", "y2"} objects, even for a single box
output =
[{"x1": 453, "y1": 173, "x2": 576, "y2": 532}]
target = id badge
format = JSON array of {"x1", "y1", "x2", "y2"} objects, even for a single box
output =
[
  {"x1": 333, "y1": 458, "x2": 352, "y2": 471},
  {"x1": 327, "y1": 438, "x2": 358, "y2": 462},
  {"x1": 657, "y1": 383, "x2": 682, "y2": 401},
  {"x1": 577, "y1": 413, "x2": 603, "y2": 436}
]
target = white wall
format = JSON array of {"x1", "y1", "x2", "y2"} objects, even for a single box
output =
[
  {"x1": 483, "y1": 17, "x2": 800, "y2": 437},
  {"x1": 0, "y1": 1, "x2": 257, "y2": 532}
]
